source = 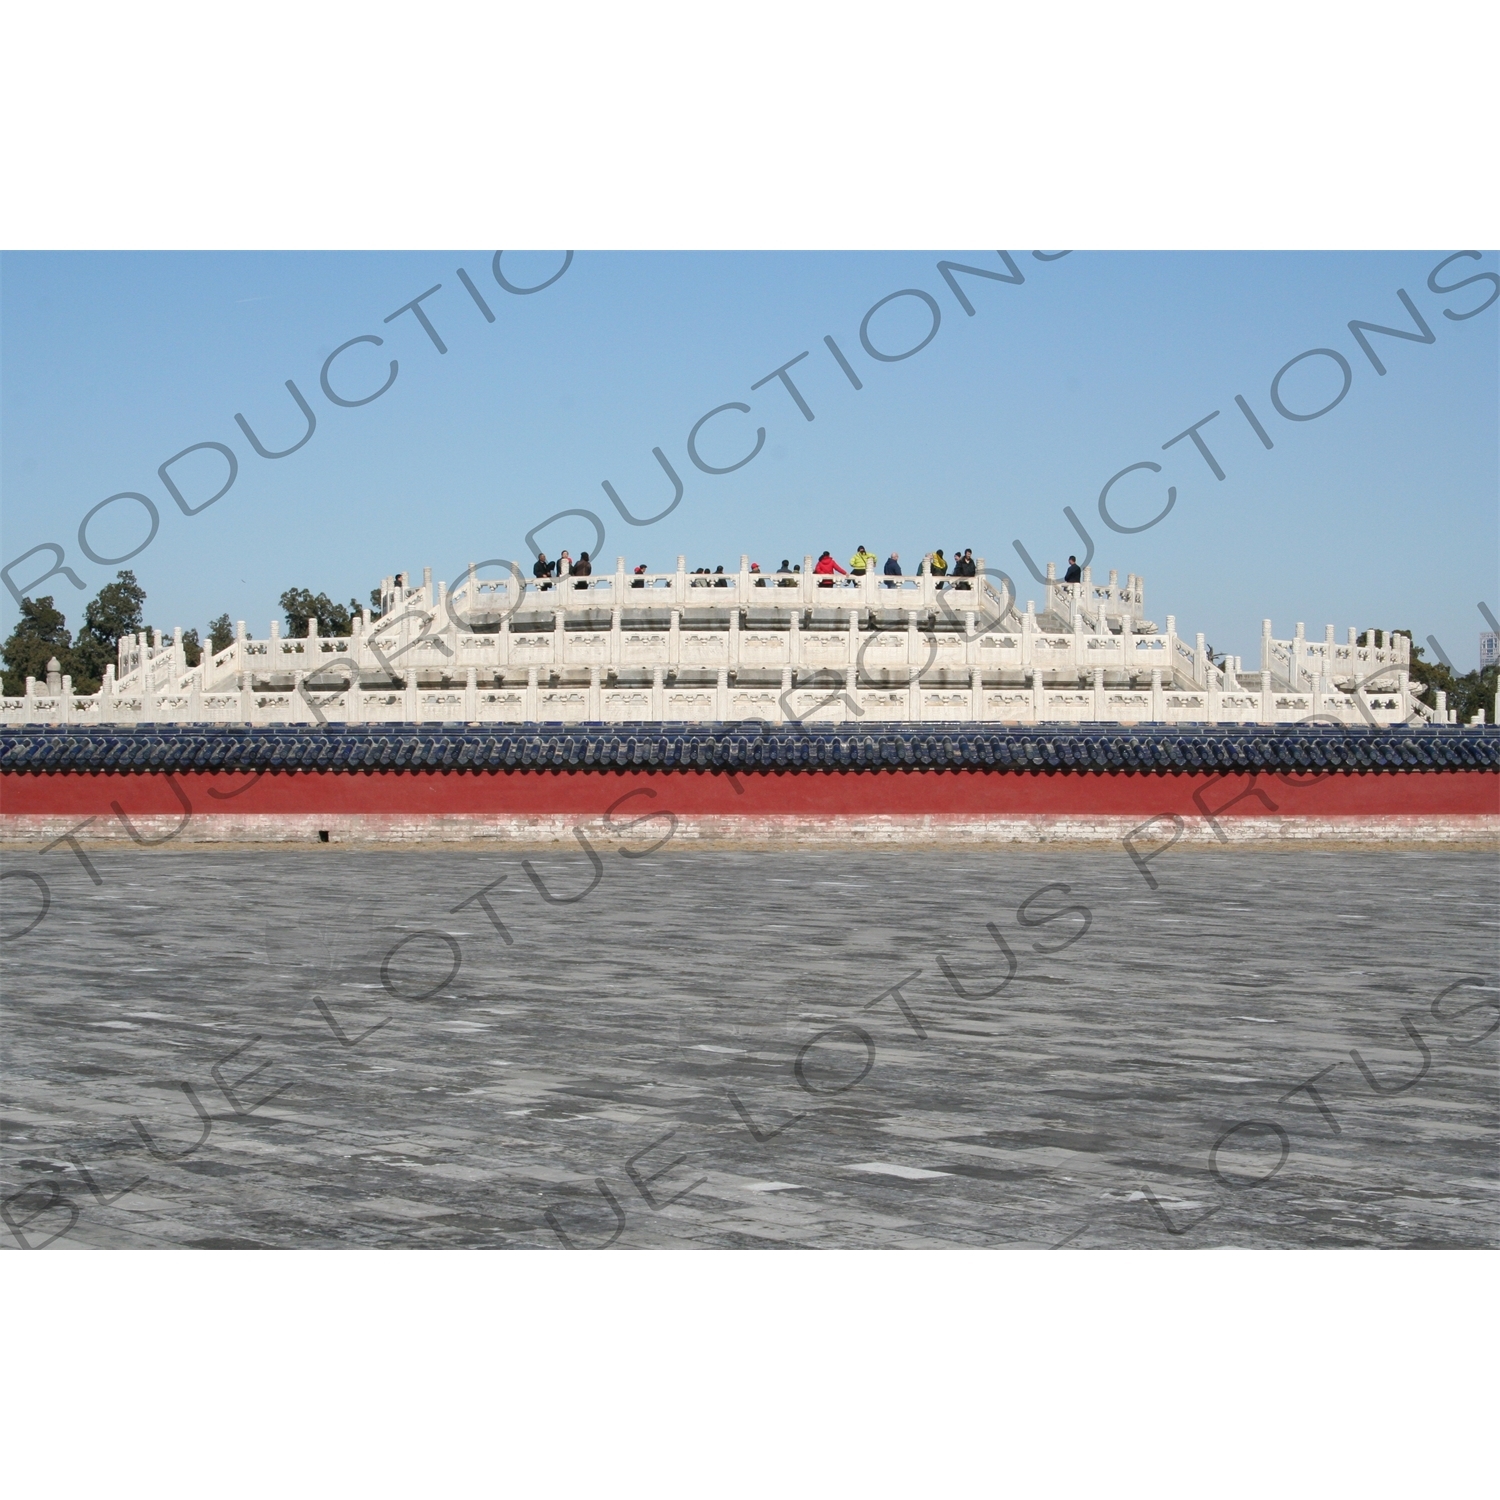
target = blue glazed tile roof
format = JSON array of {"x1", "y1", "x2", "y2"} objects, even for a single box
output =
[{"x1": 3, "y1": 722, "x2": 1498, "y2": 774}]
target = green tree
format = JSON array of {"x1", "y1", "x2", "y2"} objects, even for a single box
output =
[
  {"x1": 71, "y1": 569, "x2": 148, "y2": 691},
  {"x1": 208, "y1": 614, "x2": 235, "y2": 654},
  {"x1": 279, "y1": 587, "x2": 363, "y2": 637},
  {"x1": 1, "y1": 596, "x2": 75, "y2": 696},
  {"x1": 1388, "y1": 630, "x2": 1498, "y2": 724}
]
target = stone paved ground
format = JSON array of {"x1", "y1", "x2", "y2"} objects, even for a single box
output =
[{"x1": 2, "y1": 841, "x2": 1496, "y2": 1249}]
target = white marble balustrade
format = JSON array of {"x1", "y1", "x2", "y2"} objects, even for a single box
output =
[{"x1": 1, "y1": 557, "x2": 1468, "y2": 727}]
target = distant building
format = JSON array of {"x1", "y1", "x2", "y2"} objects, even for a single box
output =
[{"x1": 1482, "y1": 633, "x2": 1500, "y2": 669}]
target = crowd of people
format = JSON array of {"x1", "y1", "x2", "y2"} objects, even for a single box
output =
[{"x1": 528, "y1": 547, "x2": 998, "y2": 591}]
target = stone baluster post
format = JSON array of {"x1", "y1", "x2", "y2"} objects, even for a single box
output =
[
  {"x1": 1195, "y1": 632, "x2": 1208, "y2": 688},
  {"x1": 1151, "y1": 668, "x2": 1165, "y2": 722},
  {"x1": 1030, "y1": 665, "x2": 1045, "y2": 723},
  {"x1": 716, "y1": 667, "x2": 728, "y2": 722},
  {"x1": 668, "y1": 606, "x2": 681, "y2": 668},
  {"x1": 589, "y1": 664, "x2": 602, "y2": 721},
  {"x1": 1045, "y1": 559, "x2": 1057, "y2": 618},
  {"x1": 802, "y1": 556, "x2": 815, "y2": 608},
  {"x1": 526, "y1": 666, "x2": 539, "y2": 721},
  {"x1": 1292, "y1": 621, "x2": 1306, "y2": 691},
  {"x1": 553, "y1": 608, "x2": 567, "y2": 672},
  {"x1": 1092, "y1": 667, "x2": 1105, "y2": 721},
  {"x1": 675, "y1": 555, "x2": 686, "y2": 606},
  {"x1": 972, "y1": 666, "x2": 984, "y2": 722},
  {"x1": 652, "y1": 664, "x2": 665, "y2": 720},
  {"x1": 1022, "y1": 601, "x2": 1035, "y2": 668}
]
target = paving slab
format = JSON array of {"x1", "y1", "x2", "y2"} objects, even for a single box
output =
[{"x1": 2, "y1": 843, "x2": 1496, "y2": 1249}]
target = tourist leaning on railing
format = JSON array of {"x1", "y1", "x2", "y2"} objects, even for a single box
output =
[{"x1": 813, "y1": 551, "x2": 847, "y2": 588}]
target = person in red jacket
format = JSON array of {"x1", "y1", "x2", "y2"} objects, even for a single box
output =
[{"x1": 813, "y1": 550, "x2": 847, "y2": 588}]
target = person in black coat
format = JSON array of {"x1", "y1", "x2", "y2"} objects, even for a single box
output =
[{"x1": 1063, "y1": 555, "x2": 1082, "y2": 583}]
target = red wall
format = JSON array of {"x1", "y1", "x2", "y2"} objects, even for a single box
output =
[{"x1": 3, "y1": 767, "x2": 1496, "y2": 818}]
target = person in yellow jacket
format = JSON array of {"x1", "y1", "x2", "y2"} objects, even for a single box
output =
[{"x1": 849, "y1": 545, "x2": 877, "y2": 576}]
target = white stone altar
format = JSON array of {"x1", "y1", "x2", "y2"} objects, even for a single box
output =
[{"x1": 2, "y1": 557, "x2": 1461, "y2": 727}]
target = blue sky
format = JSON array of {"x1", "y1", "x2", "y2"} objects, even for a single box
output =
[{"x1": 2, "y1": 250, "x2": 1496, "y2": 666}]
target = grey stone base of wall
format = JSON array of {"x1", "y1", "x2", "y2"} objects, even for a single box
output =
[{"x1": 4, "y1": 813, "x2": 1498, "y2": 849}]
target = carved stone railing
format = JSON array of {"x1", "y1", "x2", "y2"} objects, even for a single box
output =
[{"x1": 5, "y1": 557, "x2": 1463, "y2": 727}]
